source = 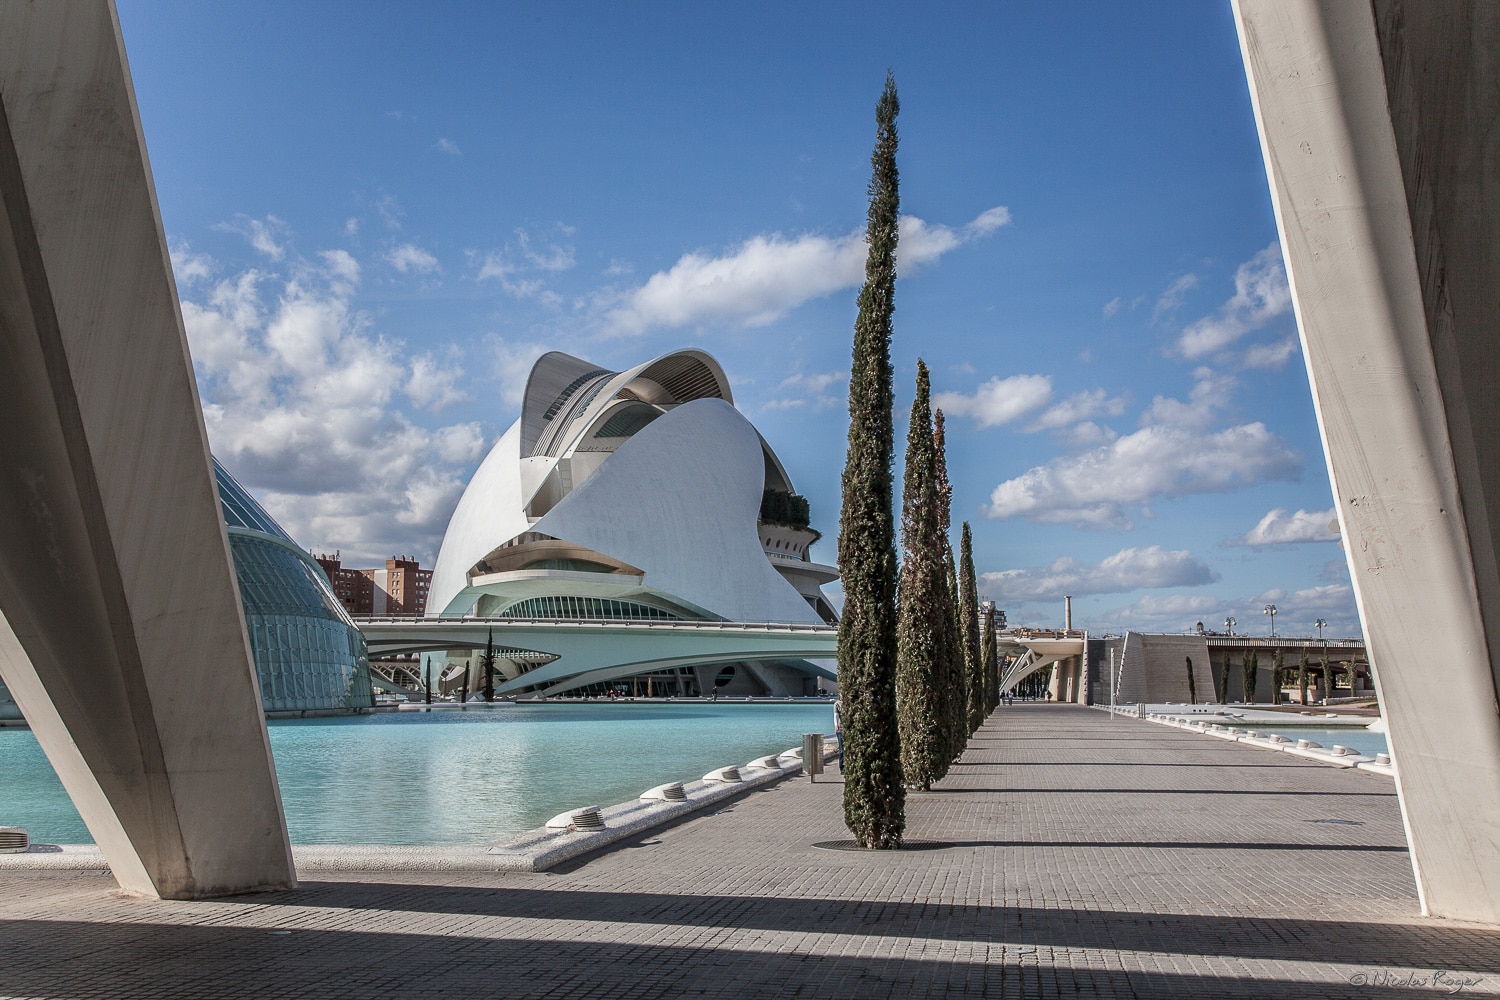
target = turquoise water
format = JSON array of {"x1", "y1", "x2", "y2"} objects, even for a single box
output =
[
  {"x1": 1261, "y1": 727, "x2": 1389, "y2": 757},
  {"x1": 0, "y1": 703, "x2": 836, "y2": 846}
]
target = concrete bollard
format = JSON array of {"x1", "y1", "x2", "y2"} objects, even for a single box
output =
[{"x1": 803, "y1": 733, "x2": 824, "y2": 781}]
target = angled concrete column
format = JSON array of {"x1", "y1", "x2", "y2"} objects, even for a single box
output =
[
  {"x1": 0, "y1": 2, "x2": 295, "y2": 898},
  {"x1": 1235, "y1": 0, "x2": 1500, "y2": 923}
]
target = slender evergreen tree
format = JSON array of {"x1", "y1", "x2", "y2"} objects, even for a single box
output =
[
  {"x1": 933, "y1": 410, "x2": 966, "y2": 763},
  {"x1": 1271, "y1": 648, "x2": 1284, "y2": 705},
  {"x1": 1217, "y1": 654, "x2": 1232, "y2": 704},
  {"x1": 1243, "y1": 649, "x2": 1258, "y2": 703},
  {"x1": 959, "y1": 523, "x2": 983, "y2": 734},
  {"x1": 944, "y1": 544, "x2": 965, "y2": 755},
  {"x1": 895, "y1": 361, "x2": 948, "y2": 790},
  {"x1": 424, "y1": 659, "x2": 433, "y2": 705},
  {"x1": 1185, "y1": 656, "x2": 1197, "y2": 704},
  {"x1": 981, "y1": 606, "x2": 999, "y2": 713},
  {"x1": 1298, "y1": 651, "x2": 1310, "y2": 704},
  {"x1": 1320, "y1": 654, "x2": 1331, "y2": 704},
  {"x1": 837, "y1": 73, "x2": 904, "y2": 849},
  {"x1": 482, "y1": 628, "x2": 497, "y2": 702}
]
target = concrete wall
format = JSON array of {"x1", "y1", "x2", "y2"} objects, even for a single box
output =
[
  {"x1": 0, "y1": 2, "x2": 294, "y2": 898},
  {"x1": 1235, "y1": 0, "x2": 1500, "y2": 923}
]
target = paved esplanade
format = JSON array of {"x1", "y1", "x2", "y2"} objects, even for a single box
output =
[{"x1": 5, "y1": 706, "x2": 1495, "y2": 999}]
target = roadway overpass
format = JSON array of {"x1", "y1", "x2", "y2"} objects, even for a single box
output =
[{"x1": 356, "y1": 617, "x2": 838, "y2": 698}]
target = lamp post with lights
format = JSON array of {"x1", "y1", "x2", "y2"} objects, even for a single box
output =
[
  {"x1": 1263, "y1": 604, "x2": 1278, "y2": 638},
  {"x1": 1224, "y1": 616, "x2": 1236, "y2": 637}
]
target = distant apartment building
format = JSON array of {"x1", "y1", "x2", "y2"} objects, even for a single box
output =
[{"x1": 315, "y1": 554, "x2": 432, "y2": 617}]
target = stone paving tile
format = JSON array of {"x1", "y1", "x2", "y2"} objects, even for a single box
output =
[{"x1": 3, "y1": 704, "x2": 1498, "y2": 999}]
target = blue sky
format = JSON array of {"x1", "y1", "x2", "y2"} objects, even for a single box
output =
[{"x1": 116, "y1": 1, "x2": 1359, "y2": 640}]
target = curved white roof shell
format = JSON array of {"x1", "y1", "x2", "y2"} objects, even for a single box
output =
[{"x1": 428, "y1": 349, "x2": 833, "y2": 632}]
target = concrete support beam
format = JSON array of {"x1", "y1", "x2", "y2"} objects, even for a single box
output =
[
  {"x1": 0, "y1": 2, "x2": 295, "y2": 898},
  {"x1": 1235, "y1": 0, "x2": 1500, "y2": 923}
]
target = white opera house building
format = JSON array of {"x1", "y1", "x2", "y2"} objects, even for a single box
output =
[{"x1": 423, "y1": 349, "x2": 840, "y2": 698}]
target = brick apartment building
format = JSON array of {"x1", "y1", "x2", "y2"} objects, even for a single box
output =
[{"x1": 315, "y1": 554, "x2": 432, "y2": 617}]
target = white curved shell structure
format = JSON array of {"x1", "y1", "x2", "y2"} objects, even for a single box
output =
[{"x1": 426, "y1": 350, "x2": 839, "y2": 697}]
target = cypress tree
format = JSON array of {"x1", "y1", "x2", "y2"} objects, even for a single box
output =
[
  {"x1": 1185, "y1": 656, "x2": 1197, "y2": 704},
  {"x1": 1320, "y1": 654, "x2": 1331, "y2": 704},
  {"x1": 896, "y1": 361, "x2": 946, "y2": 791},
  {"x1": 944, "y1": 544, "x2": 965, "y2": 756},
  {"x1": 959, "y1": 523, "x2": 983, "y2": 733},
  {"x1": 837, "y1": 73, "x2": 904, "y2": 850},
  {"x1": 424, "y1": 659, "x2": 433, "y2": 705},
  {"x1": 1298, "y1": 651, "x2": 1310, "y2": 704},
  {"x1": 1217, "y1": 654, "x2": 1231, "y2": 704},
  {"x1": 482, "y1": 628, "x2": 497, "y2": 702},
  {"x1": 1272, "y1": 648, "x2": 1284, "y2": 705},
  {"x1": 933, "y1": 410, "x2": 966, "y2": 764},
  {"x1": 1243, "y1": 649, "x2": 1258, "y2": 703},
  {"x1": 981, "y1": 606, "x2": 999, "y2": 713}
]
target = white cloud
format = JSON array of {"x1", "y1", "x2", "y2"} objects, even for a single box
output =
[
  {"x1": 934, "y1": 373, "x2": 1052, "y2": 430},
  {"x1": 1240, "y1": 507, "x2": 1338, "y2": 546},
  {"x1": 169, "y1": 240, "x2": 215, "y2": 286},
  {"x1": 386, "y1": 243, "x2": 440, "y2": 274},
  {"x1": 1095, "y1": 593, "x2": 1226, "y2": 632},
  {"x1": 604, "y1": 206, "x2": 1008, "y2": 335},
  {"x1": 436, "y1": 137, "x2": 462, "y2": 156},
  {"x1": 489, "y1": 338, "x2": 551, "y2": 407},
  {"x1": 985, "y1": 421, "x2": 1300, "y2": 528},
  {"x1": 761, "y1": 370, "x2": 847, "y2": 411},
  {"x1": 218, "y1": 215, "x2": 288, "y2": 261},
  {"x1": 981, "y1": 546, "x2": 1216, "y2": 604},
  {"x1": 1103, "y1": 296, "x2": 1122, "y2": 318},
  {"x1": 1141, "y1": 367, "x2": 1234, "y2": 428},
  {"x1": 1177, "y1": 242, "x2": 1292, "y2": 358},
  {"x1": 1243, "y1": 336, "x2": 1299, "y2": 370},
  {"x1": 1152, "y1": 274, "x2": 1198, "y2": 323},
  {"x1": 1027, "y1": 388, "x2": 1127, "y2": 433},
  {"x1": 405, "y1": 354, "x2": 469, "y2": 412},
  {"x1": 345, "y1": 217, "x2": 360, "y2": 238},
  {"x1": 475, "y1": 228, "x2": 575, "y2": 303},
  {"x1": 180, "y1": 250, "x2": 483, "y2": 563}
]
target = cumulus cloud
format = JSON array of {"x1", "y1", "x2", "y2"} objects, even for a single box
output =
[
  {"x1": 489, "y1": 337, "x2": 551, "y2": 407},
  {"x1": 1239, "y1": 507, "x2": 1338, "y2": 546},
  {"x1": 405, "y1": 354, "x2": 469, "y2": 411},
  {"x1": 386, "y1": 243, "x2": 440, "y2": 274},
  {"x1": 1027, "y1": 388, "x2": 1127, "y2": 433},
  {"x1": 1243, "y1": 336, "x2": 1300, "y2": 370},
  {"x1": 934, "y1": 374, "x2": 1052, "y2": 430},
  {"x1": 985, "y1": 421, "x2": 1300, "y2": 528},
  {"x1": 1141, "y1": 368, "x2": 1234, "y2": 429},
  {"x1": 1177, "y1": 242, "x2": 1292, "y2": 358},
  {"x1": 169, "y1": 241, "x2": 215, "y2": 286},
  {"x1": 180, "y1": 251, "x2": 484, "y2": 563},
  {"x1": 981, "y1": 546, "x2": 1217, "y2": 604},
  {"x1": 435, "y1": 137, "x2": 462, "y2": 156},
  {"x1": 1096, "y1": 593, "x2": 1226, "y2": 632},
  {"x1": 604, "y1": 206, "x2": 1008, "y2": 335}
]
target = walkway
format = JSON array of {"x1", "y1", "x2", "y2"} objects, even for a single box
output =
[{"x1": 3, "y1": 705, "x2": 1497, "y2": 998}]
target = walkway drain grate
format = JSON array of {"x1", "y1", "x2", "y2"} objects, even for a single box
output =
[{"x1": 812, "y1": 840, "x2": 957, "y2": 852}]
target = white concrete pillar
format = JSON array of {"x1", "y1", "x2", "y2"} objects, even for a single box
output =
[
  {"x1": 1235, "y1": 0, "x2": 1500, "y2": 923},
  {"x1": 0, "y1": 2, "x2": 295, "y2": 898}
]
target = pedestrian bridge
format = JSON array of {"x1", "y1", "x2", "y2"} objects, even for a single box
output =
[{"x1": 355, "y1": 617, "x2": 839, "y2": 697}]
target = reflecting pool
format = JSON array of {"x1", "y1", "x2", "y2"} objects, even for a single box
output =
[
  {"x1": 0, "y1": 702, "x2": 837, "y2": 845},
  {"x1": 1261, "y1": 727, "x2": 1389, "y2": 757}
]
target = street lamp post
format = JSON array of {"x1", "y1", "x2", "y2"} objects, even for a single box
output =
[
  {"x1": 1314, "y1": 618, "x2": 1329, "y2": 704},
  {"x1": 1314, "y1": 618, "x2": 1327, "y2": 641},
  {"x1": 1263, "y1": 604, "x2": 1278, "y2": 638},
  {"x1": 1224, "y1": 616, "x2": 1236, "y2": 637}
]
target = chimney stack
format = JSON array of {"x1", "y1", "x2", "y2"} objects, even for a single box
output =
[{"x1": 1064, "y1": 595, "x2": 1073, "y2": 633}]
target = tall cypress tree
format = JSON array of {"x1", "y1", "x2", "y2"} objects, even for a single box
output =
[
  {"x1": 980, "y1": 605, "x2": 999, "y2": 713},
  {"x1": 896, "y1": 361, "x2": 946, "y2": 790},
  {"x1": 1271, "y1": 647, "x2": 1284, "y2": 705},
  {"x1": 933, "y1": 410, "x2": 966, "y2": 762},
  {"x1": 959, "y1": 523, "x2": 983, "y2": 734},
  {"x1": 1298, "y1": 651, "x2": 1310, "y2": 704},
  {"x1": 837, "y1": 73, "x2": 903, "y2": 850},
  {"x1": 1243, "y1": 649, "x2": 1258, "y2": 703},
  {"x1": 1217, "y1": 654, "x2": 1232, "y2": 704}
]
